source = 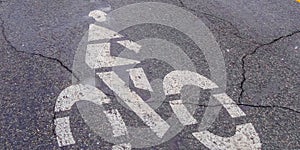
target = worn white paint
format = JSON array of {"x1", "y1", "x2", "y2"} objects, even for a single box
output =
[
  {"x1": 169, "y1": 100, "x2": 197, "y2": 125},
  {"x1": 97, "y1": 71, "x2": 170, "y2": 138},
  {"x1": 88, "y1": 24, "x2": 121, "y2": 41},
  {"x1": 88, "y1": 10, "x2": 107, "y2": 22},
  {"x1": 54, "y1": 117, "x2": 76, "y2": 147},
  {"x1": 213, "y1": 93, "x2": 246, "y2": 118},
  {"x1": 88, "y1": 24, "x2": 141, "y2": 52},
  {"x1": 163, "y1": 70, "x2": 218, "y2": 95},
  {"x1": 192, "y1": 123, "x2": 262, "y2": 150},
  {"x1": 103, "y1": 109, "x2": 128, "y2": 137},
  {"x1": 117, "y1": 40, "x2": 141, "y2": 53},
  {"x1": 55, "y1": 84, "x2": 110, "y2": 112},
  {"x1": 127, "y1": 68, "x2": 153, "y2": 92},
  {"x1": 85, "y1": 43, "x2": 140, "y2": 68},
  {"x1": 112, "y1": 143, "x2": 132, "y2": 150},
  {"x1": 86, "y1": 22, "x2": 142, "y2": 69}
]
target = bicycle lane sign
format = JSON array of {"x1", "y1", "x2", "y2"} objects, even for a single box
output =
[{"x1": 53, "y1": 2, "x2": 262, "y2": 149}]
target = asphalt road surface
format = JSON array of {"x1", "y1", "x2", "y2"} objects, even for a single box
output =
[{"x1": 0, "y1": 0, "x2": 299, "y2": 149}]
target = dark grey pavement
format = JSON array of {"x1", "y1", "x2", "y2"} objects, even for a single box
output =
[{"x1": 0, "y1": 0, "x2": 299, "y2": 149}]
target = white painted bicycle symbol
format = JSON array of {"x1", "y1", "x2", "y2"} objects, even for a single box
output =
[{"x1": 53, "y1": 2, "x2": 262, "y2": 149}]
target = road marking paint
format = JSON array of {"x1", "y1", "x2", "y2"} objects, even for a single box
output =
[
  {"x1": 127, "y1": 68, "x2": 153, "y2": 92},
  {"x1": 213, "y1": 93, "x2": 246, "y2": 118},
  {"x1": 88, "y1": 24, "x2": 122, "y2": 41},
  {"x1": 163, "y1": 70, "x2": 218, "y2": 95},
  {"x1": 67, "y1": 4, "x2": 264, "y2": 148},
  {"x1": 117, "y1": 40, "x2": 141, "y2": 53},
  {"x1": 169, "y1": 100, "x2": 198, "y2": 125},
  {"x1": 54, "y1": 117, "x2": 76, "y2": 147},
  {"x1": 88, "y1": 24, "x2": 141, "y2": 52},
  {"x1": 55, "y1": 84, "x2": 110, "y2": 112},
  {"x1": 112, "y1": 143, "x2": 132, "y2": 150},
  {"x1": 85, "y1": 43, "x2": 140, "y2": 68},
  {"x1": 88, "y1": 10, "x2": 107, "y2": 22},
  {"x1": 103, "y1": 109, "x2": 128, "y2": 137},
  {"x1": 192, "y1": 123, "x2": 262, "y2": 150},
  {"x1": 97, "y1": 71, "x2": 170, "y2": 138}
]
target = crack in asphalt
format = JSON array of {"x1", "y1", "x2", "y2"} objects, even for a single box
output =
[
  {"x1": 156, "y1": 101, "x2": 300, "y2": 114},
  {"x1": 237, "y1": 103, "x2": 300, "y2": 114},
  {"x1": 176, "y1": 0, "x2": 261, "y2": 46},
  {"x1": 0, "y1": 16, "x2": 74, "y2": 141},
  {"x1": 176, "y1": 0, "x2": 300, "y2": 114},
  {"x1": 239, "y1": 30, "x2": 300, "y2": 104},
  {"x1": 0, "y1": 2, "x2": 298, "y2": 148},
  {"x1": 0, "y1": 17, "x2": 80, "y2": 81},
  {"x1": 1, "y1": 2, "x2": 299, "y2": 143}
]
